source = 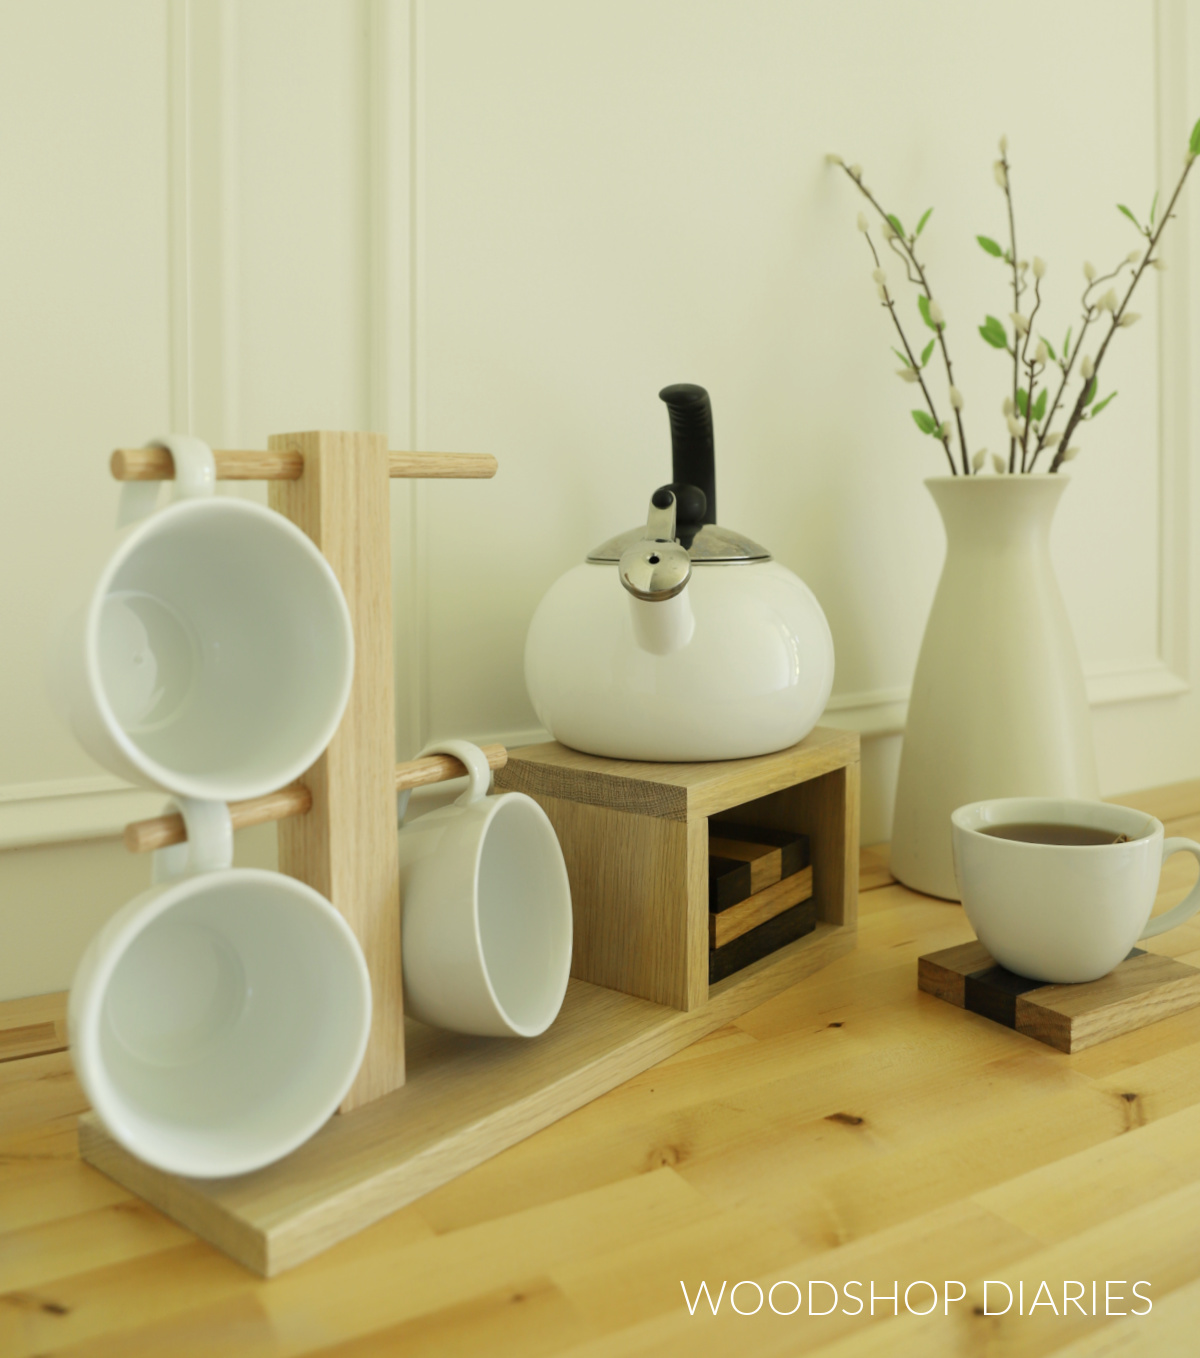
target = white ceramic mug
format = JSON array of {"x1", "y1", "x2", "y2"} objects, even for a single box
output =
[
  {"x1": 398, "y1": 740, "x2": 572, "y2": 1036},
  {"x1": 952, "y1": 797, "x2": 1200, "y2": 983},
  {"x1": 49, "y1": 435, "x2": 354, "y2": 803},
  {"x1": 69, "y1": 798, "x2": 371, "y2": 1178}
]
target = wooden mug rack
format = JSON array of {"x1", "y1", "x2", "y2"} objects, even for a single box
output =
[{"x1": 77, "y1": 429, "x2": 861, "y2": 1276}]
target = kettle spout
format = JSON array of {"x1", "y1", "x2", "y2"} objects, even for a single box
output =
[
  {"x1": 618, "y1": 502, "x2": 695, "y2": 654},
  {"x1": 627, "y1": 585, "x2": 695, "y2": 655}
]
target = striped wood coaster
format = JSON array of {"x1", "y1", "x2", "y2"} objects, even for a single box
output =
[
  {"x1": 710, "y1": 900, "x2": 818, "y2": 985},
  {"x1": 708, "y1": 824, "x2": 810, "y2": 912},
  {"x1": 918, "y1": 939, "x2": 1200, "y2": 1053}
]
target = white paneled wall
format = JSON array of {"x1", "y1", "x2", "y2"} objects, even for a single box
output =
[{"x1": 1, "y1": 0, "x2": 1197, "y2": 998}]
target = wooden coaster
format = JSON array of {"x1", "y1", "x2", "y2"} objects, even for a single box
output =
[
  {"x1": 918, "y1": 940, "x2": 1200, "y2": 1053},
  {"x1": 708, "y1": 825, "x2": 810, "y2": 911},
  {"x1": 710, "y1": 866, "x2": 814, "y2": 949},
  {"x1": 710, "y1": 899, "x2": 818, "y2": 984}
]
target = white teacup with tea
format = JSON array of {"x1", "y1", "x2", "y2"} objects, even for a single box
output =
[{"x1": 951, "y1": 797, "x2": 1200, "y2": 983}]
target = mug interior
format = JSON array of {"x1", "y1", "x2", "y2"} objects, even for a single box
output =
[
  {"x1": 91, "y1": 500, "x2": 353, "y2": 800},
  {"x1": 475, "y1": 797, "x2": 572, "y2": 1036},
  {"x1": 86, "y1": 871, "x2": 369, "y2": 1177},
  {"x1": 952, "y1": 797, "x2": 1158, "y2": 844}
]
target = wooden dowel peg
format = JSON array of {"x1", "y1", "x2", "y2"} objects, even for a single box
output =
[
  {"x1": 122, "y1": 745, "x2": 509, "y2": 853},
  {"x1": 111, "y1": 447, "x2": 497, "y2": 482},
  {"x1": 124, "y1": 784, "x2": 312, "y2": 854},
  {"x1": 111, "y1": 447, "x2": 305, "y2": 481}
]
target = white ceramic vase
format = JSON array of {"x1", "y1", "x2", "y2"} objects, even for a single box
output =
[{"x1": 890, "y1": 475, "x2": 1099, "y2": 900}]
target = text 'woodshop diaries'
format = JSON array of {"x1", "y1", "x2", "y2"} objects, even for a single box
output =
[{"x1": 681, "y1": 1278, "x2": 1154, "y2": 1317}]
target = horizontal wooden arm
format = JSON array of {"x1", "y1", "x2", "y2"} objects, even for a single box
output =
[
  {"x1": 110, "y1": 447, "x2": 497, "y2": 482},
  {"x1": 123, "y1": 744, "x2": 509, "y2": 854}
]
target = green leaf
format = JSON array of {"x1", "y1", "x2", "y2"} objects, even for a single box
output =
[
  {"x1": 892, "y1": 346, "x2": 911, "y2": 368},
  {"x1": 887, "y1": 213, "x2": 906, "y2": 239},
  {"x1": 1063, "y1": 326, "x2": 1072, "y2": 361},
  {"x1": 1117, "y1": 203, "x2": 1141, "y2": 230},
  {"x1": 917, "y1": 294, "x2": 938, "y2": 331},
  {"x1": 977, "y1": 235, "x2": 1003, "y2": 257},
  {"x1": 1033, "y1": 388, "x2": 1048, "y2": 421},
  {"x1": 1090, "y1": 390, "x2": 1118, "y2": 416},
  {"x1": 1190, "y1": 117, "x2": 1200, "y2": 157},
  {"x1": 911, "y1": 409, "x2": 937, "y2": 436},
  {"x1": 1016, "y1": 388, "x2": 1029, "y2": 417},
  {"x1": 916, "y1": 207, "x2": 933, "y2": 237},
  {"x1": 978, "y1": 315, "x2": 1008, "y2": 349},
  {"x1": 921, "y1": 338, "x2": 936, "y2": 366},
  {"x1": 1150, "y1": 190, "x2": 1159, "y2": 226},
  {"x1": 1083, "y1": 378, "x2": 1098, "y2": 407},
  {"x1": 1040, "y1": 335, "x2": 1057, "y2": 361}
]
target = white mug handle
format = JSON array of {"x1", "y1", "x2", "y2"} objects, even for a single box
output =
[
  {"x1": 424, "y1": 740, "x2": 493, "y2": 807},
  {"x1": 1139, "y1": 838, "x2": 1200, "y2": 939},
  {"x1": 397, "y1": 740, "x2": 493, "y2": 827},
  {"x1": 117, "y1": 434, "x2": 217, "y2": 527},
  {"x1": 151, "y1": 797, "x2": 234, "y2": 883}
]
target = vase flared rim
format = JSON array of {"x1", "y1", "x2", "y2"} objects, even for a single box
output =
[{"x1": 924, "y1": 473, "x2": 1066, "y2": 483}]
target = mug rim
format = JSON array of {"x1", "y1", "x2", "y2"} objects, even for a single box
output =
[
  {"x1": 84, "y1": 497, "x2": 355, "y2": 803},
  {"x1": 467, "y1": 791, "x2": 572, "y2": 1038},
  {"x1": 69, "y1": 866, "x2": 371, "y2": 1178},
  {"x1": 951, "y1": 796, "x2": 1161, "y2": 847}
]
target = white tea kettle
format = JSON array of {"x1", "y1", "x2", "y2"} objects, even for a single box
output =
[{"x1": 524, "y1": 384, "x2": 835, "y2": 761}]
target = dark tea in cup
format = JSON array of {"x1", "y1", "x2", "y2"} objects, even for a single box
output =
[{"x1": 980, "y1": 822, "x2": 1133, "y2": 846}]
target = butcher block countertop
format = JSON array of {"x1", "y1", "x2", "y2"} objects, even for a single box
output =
[{"x1": 4, "y1": 781, "x2": 1200, "y2": 1356}]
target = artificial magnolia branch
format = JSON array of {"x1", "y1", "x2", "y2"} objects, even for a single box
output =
[{"x1": 828, "y1": 119, "x2": 1200, "y2": 474}]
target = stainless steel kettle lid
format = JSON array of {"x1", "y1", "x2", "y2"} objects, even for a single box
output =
[{"x1": 585, "y1": 384, "x2": 771, "y2": 565}]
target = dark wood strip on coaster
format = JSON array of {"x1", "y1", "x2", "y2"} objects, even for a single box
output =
[
  {"x1": 708, "y1": 826, "x2": 811, "y2": 912},
  {"x1": 709, "y1": 899, "x2": 818, "y2": 985},
  {"x1": 709, "y1": 855, "x2": 754, "y2": 913},
  {"x1": 918, "y1": 940, "x2": 1200, "y2": 1052},
  {"x1": 710, "y1": 867, "x2": 814, "y2": 949}
]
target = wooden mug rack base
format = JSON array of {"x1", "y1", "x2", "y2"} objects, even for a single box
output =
[{"x1": 79, "y1": 431, "x2": 859, "y2": 1276}]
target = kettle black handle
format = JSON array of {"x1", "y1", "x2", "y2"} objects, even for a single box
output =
[{"x1": 658, "y1": 384, "x2": 716, "y2": 527}]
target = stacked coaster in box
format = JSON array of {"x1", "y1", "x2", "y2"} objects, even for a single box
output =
[{"x1": 709, "y1": 823, "x2": 813, "y2": 982}]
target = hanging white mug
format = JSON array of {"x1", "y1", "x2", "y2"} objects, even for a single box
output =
[
  {"x1": 49, "y1": 435, "x2": 354, "y2": 802},
  {"x1": 69, "y1": 798, "x2": 372, "y2": 1178},
  {"x1": 398, "y1": 740, "x2": 573, "y2": 1037}
]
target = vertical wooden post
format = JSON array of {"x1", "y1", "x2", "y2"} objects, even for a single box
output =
[{"x1": 268, "y1": 431, "x2": 404, "y2": 1109}]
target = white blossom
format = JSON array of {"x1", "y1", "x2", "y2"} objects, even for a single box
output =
[
  {"x1": 1019, "y1": 260, "x2": 1029, "y2": 274},
  {"x1": 825, "y1": 153, "x2": 844, "y2": 165},
  {"x1": 857, "y1": 212, "x2": 869, "y2": 233},
  {"x1": 882, "y1": 219, "x2": 897, "y2": 241},
  {"x1": 1118, "y1": 311, "x2": 1141, "y2": 327},
  {"x1": 872, "y1": 267, "x2": 886, "y2": 284},
  {"x1": 896, "y1": 366, "x2": 921, "y2": 383},
  {"x1": 876, "y1": 282, "x2": 888, "y2": 301},
  {"x1": 928, "y1": 299, "x2": 945, "y2": 326},
  {"x1": 937, "y1": 421, "x2": 951, "y2": 440},
  {"x1": 991, "y1": 453, "x2": 1006, "y2": 474},
  {"x1": 1152, "y1": 256, "x2": 1167, "y2": 271},
  {"x1": 1032, "y1": 256, "x2": 1046, "y2": 279},
  {"x1": 1006, "y1": 413, "x2": 1025, "y2": 439},
  {"x1": 972, "y1": 447, "x2": 988, "y2": 472},
  {"x1": 949, "y1": 386, "x2": 964, "y2": 410},
  {"x1": 1044, "y1": 431, "x2": 1063, "y2": 448},
  {"x1": 1127, "y1": 249, "x2": 1142, "y2": 265},
  {"x1": 1060, "y1": 445, "x2": 1081, "y2": 462},
  {"x1": 1083, "y1": 260, "x2": 1097, "y2": 281},
  {"x1": 1098, "y1": 288, "x2": 1118, "y2": 312},
  {"x1": 1080, "y1": 354, "x2": 1095, "y2": 380},
  {"x1": 1034, "y1": 339, "x2": 1049, "y2": 365},
  {"x1": 994, "y1": 160, "x2": 1008, "y2": 189},
  {"x1": 850, "y1": 163, "x2": 863, "y2": 181},
  {"x1": 1009, "y1": 311, "x2": 1030, "y2": 335},
  {"x1": 1002, "y1": 396, "x2": 1014, "y2": 417}
]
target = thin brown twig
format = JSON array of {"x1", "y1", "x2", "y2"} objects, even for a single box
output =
[
  {"x1": 837, "y1": 163, "x2": 970, "y2": 473},
  {"x1": 1049, "y1": 154, "x2": 1196, "y2": 471},
  {"x1": 861, "y1": 229, "x2": 957, "y2": 474}
]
